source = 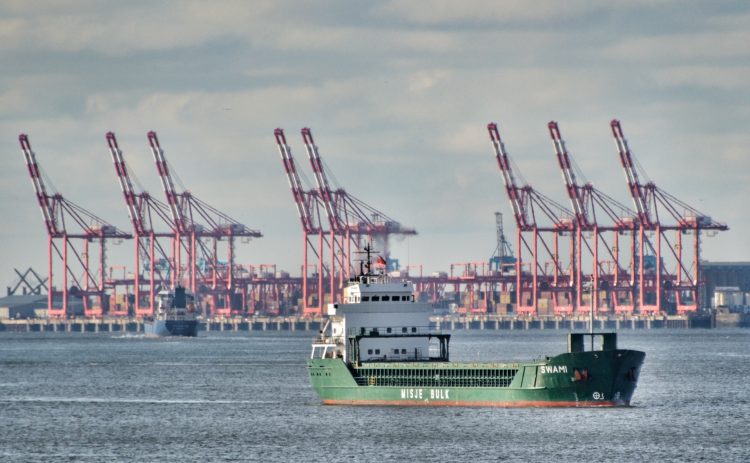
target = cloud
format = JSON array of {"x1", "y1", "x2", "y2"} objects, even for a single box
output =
[
  {"x1": 373, "y1": 0, "x2": 596, "y2": 25},
  {"x1": 605, "y1": 29, "x2": 750, "y2": 63},
  {"x1": 652, "y1": 65, "x2": 750, "y2": 91},
  {"x1": 1, "y1": 0, "x2": 748, "y2": 283},
  {"x1": 0, "y1": 1, "x2": 277, "y2": 55}
]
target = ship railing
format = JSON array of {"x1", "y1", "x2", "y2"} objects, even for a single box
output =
[
  {"x1": 348, "y1": 325, "x2": 442, "y2": 337},
  {"x1": 312, "y1": 336, "x2": 343, "y2": 346}
]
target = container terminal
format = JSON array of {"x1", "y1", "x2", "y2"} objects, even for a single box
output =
[{"x1": 3, "y1": 121, "x2": 748, "y2": 331}]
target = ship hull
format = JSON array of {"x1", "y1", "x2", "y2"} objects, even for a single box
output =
[
  {"x1": 144, "y1": 319, "x2": 199, "y2": 337},
  {"x1": 309, "y1": 349, "x2": 644, "y2": 407}
]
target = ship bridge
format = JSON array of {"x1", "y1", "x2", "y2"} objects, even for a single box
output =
[
  {"x1": 317, "y1": 275, "x2": 437, "y2": 364},
  {"x1": 339, "y1": 276, "x2": 415, "y2": 305}
]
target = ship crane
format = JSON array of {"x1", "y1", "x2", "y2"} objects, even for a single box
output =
[
  {"x1": 19, "y1": 134, "x2": 132, "y2": 318},
  {"x1": 487, "y1": 122, "x2": 576, "y2": 315},
  {"x1": 611, "y1": 120, "x2": 728, "y2": 313},
  {"x1": 548, "y1": 121, "x2": 639, "y2": 315},
  {"x1": 148, "y1": 131, "x2": 262, "y2": 316},
  {"x1": 106, "y1": 132, "x2": 183, "y2": 316}
]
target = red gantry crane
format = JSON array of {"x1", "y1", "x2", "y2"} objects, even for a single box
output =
[
  {"x1": 275, "y1": 128, "x2": 329, "y2": 315},
  {"x1": 301, "y1": 128, "x2": 417, "y2": 306},
  {"x1": 276, "y1": 127, "x2": 417, "y2": 315},
  {"x1": 548, "y1": 121, "x2": 639, "y2": 315},
  {"x1": 19, "y1": 134, "x2": 132, "y2": 318},
  {"x1": 106, "y1": 132, "x2": 182, "y2": 317},
  {"x1": 488, "y1": 122, "x2": 576, "y2": 316},
  {"x1": 148, "y1": 131, "x2": 262, "y2": 316},
  {"x1": 301, "y1": 128, "x2": 349, "y2": 304},
  {"x1": 610, "y1": 120, "x2": 728, "y2": 313}
]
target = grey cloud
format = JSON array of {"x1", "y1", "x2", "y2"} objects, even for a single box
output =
[{"x1": 1, "y1": 0, "x2": 748, "y2": 281}]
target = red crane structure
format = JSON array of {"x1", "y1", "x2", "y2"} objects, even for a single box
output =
[
  {"x1": 275, "y1": 127, "x2": 417, "y2": 315},
  {"x1": 548, "y1": 121, "x2": 639, "y2": 315},
  {"x1": 106, "y1": 132, "x2": 181, "y2": 317},
  {"x1": 148, "y1": 131, "x2": 262, "y2": 316},
  {"x1": 487, "y1": 122, "x2": 576, "y2": 316},
  {"x1": 610, "y1": 120, "x2": 728, "y2": 313},
  {"x1": 301, "y1": 128, "x2": 417, "y2": 308},
  {"x1": 301, "y1": 128, "x2": 349, "y2": 305},
  {"x1": 19, "y1": 134, "x2": 132, "y2": 318},
  {"x1": 275, "y1": 128, "x2": 329, "y2": 315}
]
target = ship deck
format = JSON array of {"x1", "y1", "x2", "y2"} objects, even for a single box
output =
[{"x1": 355, "y1": 360, "x2": 531, "y2": 370}]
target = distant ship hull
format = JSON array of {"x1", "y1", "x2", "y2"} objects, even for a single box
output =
[
  {"x1": 144, "y1": 318, "x2": 199, "y2": 337},
  {"x1": 309, "y1": 348, "x2": 644, "y2": 407}
]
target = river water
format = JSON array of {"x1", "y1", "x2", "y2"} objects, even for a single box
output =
[{"x1": 1, "y1": 329, "x2": 748, "y2": 462}]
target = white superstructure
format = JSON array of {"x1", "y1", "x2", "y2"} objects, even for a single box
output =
[{"x1": 311, "y1": 270, "x2": 436, "y2": 363}]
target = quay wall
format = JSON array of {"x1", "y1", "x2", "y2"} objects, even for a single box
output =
[{"x1": 0, "y1": 313, "x2": 744, "y2": 333}]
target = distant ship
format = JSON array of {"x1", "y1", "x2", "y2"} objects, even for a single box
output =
[
  {"x1": 144, "y1": 286, "x2": 199, "y2": 337},
  {"x1": 308, "y1": 246, "x2": 645, "y2": 407}
]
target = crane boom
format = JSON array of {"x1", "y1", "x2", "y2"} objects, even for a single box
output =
[
  {"x1": 487, "y1": 123, "x2": 527, "y2": 229},
  {"x1": 610, "y1": 120, "x2": 652, "y2": 228},
  {"x1": 301, "y1": 127, "x2": 340, "y2": 232},
  {"x1": 107, "y1": 132, "x2": 147, "y2": 235},
  {"x1": 548, "y1": 121, "x2": 589, "y2": 229},
  {"x1": 148, "y1": 131, "x2": 189, "y2": 234},
  {"x1": 275, "y1": 128, "x2": 315, "y2": 233},
  {"x1": 19, "y1": 134, "x2": 60, "y2": 236}
]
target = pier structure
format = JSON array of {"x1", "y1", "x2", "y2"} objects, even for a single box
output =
[{"x1": 0, "y1": 313, "x2": 722, "y2": 333}]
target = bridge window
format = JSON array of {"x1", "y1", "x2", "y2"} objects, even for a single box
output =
[
  {"x1": 386, "y1": 327, "x2": 392, "y2": 333},
  {"x1": 372, "y1": 296, "x2": 380, "y2": 302},
  {"x1": 382, "y1": 295, "x2": 390, "y2": 301},
  {"x1": 362, "y1": 296, "x2": 370, "y2": 302},
  {"x1": 367, "y1": 349, "x2": 373, "y2": 355}
]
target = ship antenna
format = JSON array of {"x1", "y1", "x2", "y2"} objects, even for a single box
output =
[
  {"x1": 354, "y1": 243, "x2": 378, "y2": 277},
  {"x1": 364, "y1": 243, "x2": 372, "y2": 275}
]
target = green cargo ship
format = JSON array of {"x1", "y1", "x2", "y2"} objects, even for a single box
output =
[{"x1": 308, "y1": 252, "x2": 644, "y2": 407}]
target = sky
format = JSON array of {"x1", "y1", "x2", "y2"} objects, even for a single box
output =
[{"x1": 1, "y1": 0, "x2": 748, "y2": 290}]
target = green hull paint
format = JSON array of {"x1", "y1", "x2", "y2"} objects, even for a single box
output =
[{"x1": 308, "y1": 349, "x2": 644, "y2": 407}]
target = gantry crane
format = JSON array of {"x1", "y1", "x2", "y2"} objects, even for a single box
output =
[
  {"x1": 488, "y1": 122, "x2": 576, "y2": 315},
  {"x1": 301, "y1": 128, "x2": 350, "y2": 304},
  {"x1": 489, "y1": 212, "x2": 514, "y2": 272},
  {"x1": 301, "y1": 128, "x2": 416, "y2": 264},
  {"x1": 106, "y1": 132, "x2": 181, "y2": 316},
  {"x1": 19, "y1": 134, "x2": 132, "y2": 318},
  {"x1": 275, "y1": 128, "x2": 329, "y2": 315},
  {"x1": 548, "y1": 121, "x2": 639, "y2": 315},
  {"x1": 611, "y1": 120, "x2": 728, "y2": 313},
  {"x1": 276, "y1": 127, "x2": 417, "y2": 315},
  {"x1": 148, "y1": 131, "x2": 262, "y2": 315}
]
